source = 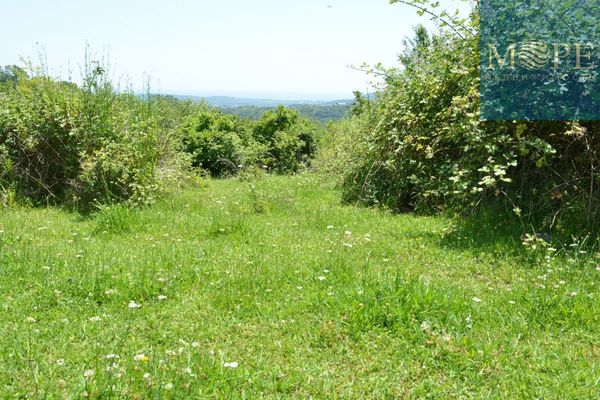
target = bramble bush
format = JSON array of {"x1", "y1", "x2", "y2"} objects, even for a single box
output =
[{"x1": 316, "y1": 1, "x2": 600, "y2": 239}]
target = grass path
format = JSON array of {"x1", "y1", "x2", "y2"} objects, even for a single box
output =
[{"x1": 0, "y1": 175, "x2": 598, "y2": 398}]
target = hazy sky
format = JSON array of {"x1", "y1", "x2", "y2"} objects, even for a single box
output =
[{"x1": 0, "y1": 0, "x2": 471, "y2": 100}]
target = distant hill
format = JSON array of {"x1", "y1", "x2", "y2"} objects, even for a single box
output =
[
  {"x1": 165, "y1": 94, "x2": 379, "y2": 123},
  {"x1": 172, "y1": 95, "x2": 354, "y2": 108}
]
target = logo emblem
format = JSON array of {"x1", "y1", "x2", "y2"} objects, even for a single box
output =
[{"x1": 518, "y1": 40, "x2": 550, "y2": 70}]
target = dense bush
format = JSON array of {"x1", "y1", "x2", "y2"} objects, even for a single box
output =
[
  {"x1": 180, "y1": 105, "x2": 318, "y2": 176},
  {"x1": 252, "y1": 106, "x2": 317, "y2": 174},
  {"x1": 0, "y1": 65, "x2": 177, "y2": 209},
  {"x1": 316, "y1": 8, "x2": 600, "y2": 238},
  {"x1": 180, "y1": 109, "x2": 250, "y2": 176}
]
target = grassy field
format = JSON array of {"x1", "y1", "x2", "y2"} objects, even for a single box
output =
[{"x1": 0, "y1": 174, "x2": 598, "y2": 399}]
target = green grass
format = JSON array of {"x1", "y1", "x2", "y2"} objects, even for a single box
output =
[{"x1": 0, "y1": 175, "x2": 598, "y2": 399}]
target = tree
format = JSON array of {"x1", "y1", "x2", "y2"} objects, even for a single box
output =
[{"x1": 0, "y1": 65, "x2": 26, "y2": 84}]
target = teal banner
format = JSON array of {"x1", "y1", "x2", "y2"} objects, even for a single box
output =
[{"x1": 480, "y1": 0, "x2": 600, "y2": 120}]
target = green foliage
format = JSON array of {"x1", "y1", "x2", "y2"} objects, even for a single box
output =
[
  {"x1": 349, "y1": 91, "x2": 372, "y2": 117},
  {"x1": 180, "y1": 109, "x2": 249, "y2": 176},
  {"x1": 252, "y1": 105, "x2": 298, "y2": 145},
  {"x1": 150, "y1": 94, "x2": 199, "y2": 133},
  {"x1": 252, "y1": 106, "x2": 317, "y2": 174},
  {"x1": 0, "y1": 65, "x2": 26, "y2": 86},
  {"x1": 179, "y1": 105, "x2": 318, "y2": 176},
  {"x1": 0, "y1": 63, "x2": 176, "y2": 210},
  {"x1": 312, "y1": 117, "x2": 369, "y2": 185}
]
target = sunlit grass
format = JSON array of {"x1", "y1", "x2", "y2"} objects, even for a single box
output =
[{"x1": 0, "y1": 175, "x2": 598, "y2": 398}]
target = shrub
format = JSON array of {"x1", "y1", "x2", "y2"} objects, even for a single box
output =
[
  {"x1": 0, "y1": 64, "x2": 170, "y2": 210},
  {"x1": 179, "y1": 109, "x2": 250, "y2": 176},
  {"x1": 252, "y1": 106, "x2": 317, "y2": 173},
  {"x1": 179, "y1": 105, "x2": 318, "y2": 177}
]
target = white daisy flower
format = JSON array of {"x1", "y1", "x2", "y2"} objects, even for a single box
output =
[{"x1": 128, "y1": 301, "x2": 141, "y2": 309}]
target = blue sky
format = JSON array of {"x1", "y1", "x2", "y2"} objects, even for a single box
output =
[{"x1": 0, "y1": 0, "x2": 470, "y2": 100}]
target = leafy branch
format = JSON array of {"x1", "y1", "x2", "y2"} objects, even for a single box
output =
[{"x1": 389, "y1": 0, "x2": 476, "y2": 40}]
